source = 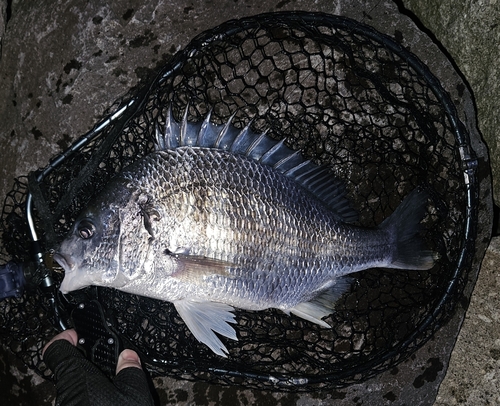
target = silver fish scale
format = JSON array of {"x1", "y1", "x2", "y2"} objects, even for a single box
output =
[{"x1": 119, "y1": 146, "x2": 391, "y2": 310}]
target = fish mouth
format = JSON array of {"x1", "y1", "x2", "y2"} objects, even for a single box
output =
[
  {"x1": 53, "y1": 253, "x2": 74, "y2": 273},
  {"x1": 54, "y1": 253, "x2": 85, "y2": 294}
]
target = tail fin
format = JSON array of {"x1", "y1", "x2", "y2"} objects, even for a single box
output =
[{"x1": 380, "y1": 188, "x2": 437, "y2": 270}]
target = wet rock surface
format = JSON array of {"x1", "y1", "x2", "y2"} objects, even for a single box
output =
[
  {"x1": 400, "y1": 0, "x2": 500, "y2": 206},
  {"x1": 435, "y1": 237, "x2": 500, "y2": 405}
]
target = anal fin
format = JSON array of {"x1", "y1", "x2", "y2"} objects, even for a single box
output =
[
  {"x1": 290, "y1": 277, "x2": 353, "y2": 327},
  {"x1": 174, "y1": 299, "x2": 237, "y2": 357}
]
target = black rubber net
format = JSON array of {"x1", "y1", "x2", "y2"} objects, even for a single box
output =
[{"x1": 0, "y1": 12, "x2": 479, "y2": 391}]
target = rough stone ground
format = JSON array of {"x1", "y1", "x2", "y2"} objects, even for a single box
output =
[
  {"x1": 0, "y1": 0, "x2": 495, "y2": 405},
  {"x1": 399, "y1": 0, "x2": 500, "y2": 206},
  {"x1": 435, "y1": 237, "x2": 500, "y2": 405},
  {"x1": 398, "y1": 1, "x2": 500, "y2": 402}
]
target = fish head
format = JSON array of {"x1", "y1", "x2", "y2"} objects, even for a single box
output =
[{"x1": 55, "y1": 178, "x2": 154, "y2": 294}]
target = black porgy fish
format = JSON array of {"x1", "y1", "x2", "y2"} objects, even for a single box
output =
[{"x1": 54, "y1": 107, "x2": 436, "y2": 356}]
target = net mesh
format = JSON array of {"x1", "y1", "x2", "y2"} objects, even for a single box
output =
[{"x1": 0, "y1": 12, "x2": 477, "y2": 390}]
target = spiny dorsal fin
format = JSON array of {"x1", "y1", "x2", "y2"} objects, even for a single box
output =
[{"x1": 156, "y1": 105, "x2": 357, "y2": 222}]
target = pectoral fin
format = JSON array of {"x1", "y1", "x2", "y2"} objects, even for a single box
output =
[
  {"x1": 168, "y1": 250, "x2": 235, "y2": 283},
  {"x1": 174, "y1": 299, "x2": 237, "y2": 357}
]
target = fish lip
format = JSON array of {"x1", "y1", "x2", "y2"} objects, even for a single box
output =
[{"x1": 53, "y1": 253, "x2": 74, "y2": 273}]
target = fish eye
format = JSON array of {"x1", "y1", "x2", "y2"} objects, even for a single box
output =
[{"x1": 77, "y1": 219, "x2": 95, "y2": 239}]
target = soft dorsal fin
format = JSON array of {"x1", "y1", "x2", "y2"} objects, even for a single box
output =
[{"x1": 156, "y1": 105, "x2": 357, "y2": 222}]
